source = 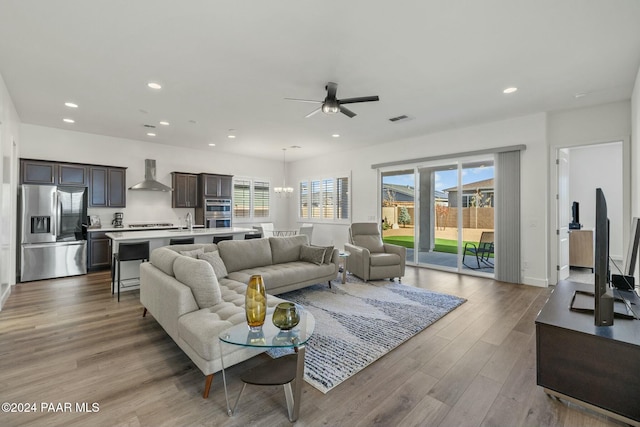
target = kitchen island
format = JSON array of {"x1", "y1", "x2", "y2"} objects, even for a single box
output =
[{"x1": 106, "y1": 227, "x2": 256, "y2": 293}]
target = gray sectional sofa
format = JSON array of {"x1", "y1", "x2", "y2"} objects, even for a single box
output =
[{"x1": 139, "y1": 235, "x2": 338, "y2": 398}]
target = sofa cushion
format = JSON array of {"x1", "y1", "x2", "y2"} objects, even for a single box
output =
[
  {"x1": 177, "y1": 286, "x2": 287, "y2": 361},
  {"x1": 300, "y1": 244, "x2": 326, "y2": 265},
  {"x1": 352, "y1": 235, "x2": 384, "y2": 253},
  {"x1": 269, "y1": 235, "x2": 309, "y2": 264},
  {"x1": 166, "y1": 243, "x2": 218, "y2": 253},
  {"x1": 313, "y1": 244, "x2": 334, "y2": 264},
  {"x1": 369, "y1": 252, "x2": 401, "y2": 266},
  {"x1": 173, "y1": 256, "x2": 222, "y2": 308},
  {"x1": 149, "y1": 247, "x2": 182, "y2": 277},
  {"x1": 218, "y1": 238, "x2": 273, "y2": 273},
  {"x1": 227, "y1": 261, "x2": 335, "y2": 291},
  {"x1": 180, "y1": 248, "x2": 205, "y2": 258},
  {"x1": 198, "y1": 251, "x2": 228, "y2": 280}
]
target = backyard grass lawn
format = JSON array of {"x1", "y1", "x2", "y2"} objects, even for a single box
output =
[{"x1": 383, "y1": 236, "x2": 493, "y2": 257}]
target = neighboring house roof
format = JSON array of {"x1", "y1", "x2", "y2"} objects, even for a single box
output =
[
  {"x1": 382, "y1": 183, "x2": 446, "y2": 201},
  {"x1": 443, "y1": 178, "x2": 494, "y2": 193}
]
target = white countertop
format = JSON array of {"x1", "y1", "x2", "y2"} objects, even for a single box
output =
[
  {"x1": 105, "y1": 227, "x2": 256, "y2": 241},
  {"x1": 88, "y1": 225, "x2": 204, "y2": 232}
]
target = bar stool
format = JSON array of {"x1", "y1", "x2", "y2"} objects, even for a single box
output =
[
  {"x1": 244, "y1": 232, "x2": 262, "y2": 240},
  {"x1": 213, "y1": 235, "x2": 234, "y2": 244},
  {"x1": 112, "y1": 241, "x2": 150, "y2": 302},
  {"x1": 170, "y1": 237, "x2": 195, "y2": 245}
]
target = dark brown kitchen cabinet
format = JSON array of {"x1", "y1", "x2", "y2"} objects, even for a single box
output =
[
  {"x1": 87, "y1": 231, "x2": 111, "y2": 271},
  {"x1": 89, "y1": 166, "x2": 127, "y2": 207},
  {"x1": 172, "y1": 172, "x2": 199, "y2": 208},
  {"x1": 58, "y1": 163, "x2": 87, "y2": 186},
  {"x1": 21, "y1": 160, "x2": 56, "y2": 184},
  {"x1": 201, "y1": 174, "x2": 232, "y2": 198}
]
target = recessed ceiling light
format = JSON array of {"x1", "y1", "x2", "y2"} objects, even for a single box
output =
[
  {"x1": 63, "y1": 118, "x2": 75, "y2": 123},
  {"x1": 147, "y1": 132, "x2": 156, "y2": 137},
  {"x1": 208, "y1": 143, "x2": 216, "y2": 147},
  {"x1": 227, "y1": 135, "x2": 236, "y2": 139},
  {"x1": 503, "y1": 87, "x2": 518, "y2": 94},
  {"x1": 574, "y1": 92, "x2": 588, "y2": 98},
  {"x1": 64, "y1": 102, "x2": 78, "y2": 108},
  {"x1": 159, "y1": 121, "x2": 170, "y2": 126},
  {"x1": 147, "y1": 82, "x2": 162, "y2": 90},
  {"x1": 332, "y1": 134, "x2": 340, "y2": 138}
]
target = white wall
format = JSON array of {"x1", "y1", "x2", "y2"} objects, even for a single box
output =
[
  {"x1": 0, "y1": 73, "x2": 21, "y2": 308},
  {"x1": 19, "y1": 124, "x2": 288, "y2": 228},
  {"x1": 568, "y1": 142, "x2": 623, "y2": 259},
  {"x1": 289, "y1": 113, "x2": 549, "y2": 286}
]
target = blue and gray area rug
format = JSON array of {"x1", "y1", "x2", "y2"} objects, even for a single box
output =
[{"x1": 271, "y1": 275, "x2": 466, "y2": 393}]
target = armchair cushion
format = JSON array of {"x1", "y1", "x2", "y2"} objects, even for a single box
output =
[
  {"x1": 350, "y1": 222, "x2": 385, "y2": 253},
  {"x1": 369, "y1": 252, "x2": 401, "y2": 266},
  {"x1": 352, "y1": 235, "x2": 384, "y2": 253}
]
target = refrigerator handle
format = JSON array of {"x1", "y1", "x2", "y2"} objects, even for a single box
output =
[{"x1": 53, "y1": 191, "x2": 59, "y2": 239}]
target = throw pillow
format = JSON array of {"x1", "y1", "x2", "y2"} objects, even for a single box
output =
[
  {"x1": 197, "y1": 251, "x2": 228, "y2": 280},
  {"x1": 173, "y1": 256, "x2": 222, "y2": 308},
  {"x1": 180, "y1": 248, "x2": 205, "y2": 258},
  {"x1": 312, "y1": 244, "x2": 334, "y2": 264},
  {"x1": 300, "y1": 244, "x2": 326, "y2": 265}
]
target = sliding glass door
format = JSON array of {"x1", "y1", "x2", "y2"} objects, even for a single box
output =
[{"x1": 381, "y1": 156, "x2": 494, "y2": 276}]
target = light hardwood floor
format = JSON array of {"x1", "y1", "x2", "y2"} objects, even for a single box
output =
[{"x1": 0, "y1": 268, "x2": 627, "y2": 427}]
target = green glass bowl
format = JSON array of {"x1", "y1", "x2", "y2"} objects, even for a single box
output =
[{"x1": 272, "y1": 302, "x2": 300, "y2": 330}]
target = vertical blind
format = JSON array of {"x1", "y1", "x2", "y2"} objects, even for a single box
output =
[{"x1": 495, "y1": 150, "x2": 521, "y2": 283}]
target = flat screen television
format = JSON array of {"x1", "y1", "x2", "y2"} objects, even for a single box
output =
[
  {"x1": 623, "y1": 217, "x2": 640, "y2": 278},
  {"x1": 594, "y1": 188, "x2": 614, "y2": 326},
  {"x1": 569, "y1": 201, "x2": 581, "y2": 229}
]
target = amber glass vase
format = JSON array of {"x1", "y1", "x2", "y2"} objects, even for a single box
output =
[{"x1": 245, "y1": 275, "x2": 267, "y2": 331}]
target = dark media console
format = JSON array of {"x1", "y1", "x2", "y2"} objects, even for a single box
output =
[{"x1": 536, "y1": 280, "x2": 640, "y2": 425}]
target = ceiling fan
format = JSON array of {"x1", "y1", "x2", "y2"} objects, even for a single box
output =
[{"x1": 285, "y1": 82, "x2": 379, "y2": 118}]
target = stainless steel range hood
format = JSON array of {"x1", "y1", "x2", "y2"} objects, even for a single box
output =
[{"x1": 128, "y1": 159, "x2": 173, "y2": 192}]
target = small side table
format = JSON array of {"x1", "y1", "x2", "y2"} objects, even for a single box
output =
[
  {"x1": 218, "y1": 311, "x2": 315, "y2": 422},
  {"x1": 338, "y1": 251, "x2": 350, "y2": 284}
]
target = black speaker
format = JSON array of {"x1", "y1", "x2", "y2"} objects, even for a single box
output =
[{"x1": 612, "y1": 274, "x2": 635, "y2": 290}]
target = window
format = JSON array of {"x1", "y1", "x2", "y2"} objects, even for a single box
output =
[
  {"x1": 299, "y1": 174, "x2": 350, "y2": 222},
  {"x1": 233, "y1": 178, "x2": 270, "y2": 220}
]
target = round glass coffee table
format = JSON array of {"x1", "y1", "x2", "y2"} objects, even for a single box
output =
[{"x1": 218, "y1": 310, "x2": 315, "y2": 422}]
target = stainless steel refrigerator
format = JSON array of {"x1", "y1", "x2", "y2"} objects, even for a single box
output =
[{"x1": 19, "y1": 184, "x2": 88, "y2": 282}]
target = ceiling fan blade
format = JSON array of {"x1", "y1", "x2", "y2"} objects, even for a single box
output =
[
  {"x1": 284, "y1": 97, "x2": 323, "y2": 104},
  {"x1": 339, "y1": 95, "x2": 380, "y2": 105},
  {"x1": 326, "y1": 82, "x2": 338, "y2": 100},
  {"x1": 339, "y1": 105, "x2": 356, "y2": 118},
  {"x1": 305, "y1": 107, "x2": 322, "y2": 118}
]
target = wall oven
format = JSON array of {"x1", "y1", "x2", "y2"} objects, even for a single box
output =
[{"x1": 204, "y1": 198, "x2": 232, "y2": 228}]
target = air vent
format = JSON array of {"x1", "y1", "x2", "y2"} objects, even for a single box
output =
[
  {"x1": 389, "y1": 115, "x2": 411, "y2": 122},
  {"x1": 143, "y1": 124, "x2": 156, "y2": 128}
]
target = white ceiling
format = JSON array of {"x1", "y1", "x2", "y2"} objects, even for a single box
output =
[{"x1": 1, "y1": 1, "x2": 640, "y2": 162}]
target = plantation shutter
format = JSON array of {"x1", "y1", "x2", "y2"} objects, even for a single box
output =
[
  {"x1": 233, "y1": 179, "x2": 251, "y2": 218},
  {"x1": 337, "y1": 176, "x2": 349, "y2": 219},
  {"x1": 253, "y1": 180, "x2": 270, "y2": 218}
]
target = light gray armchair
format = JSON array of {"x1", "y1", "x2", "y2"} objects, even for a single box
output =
[{"x1": 344, "y1": 222, "x2": 406, "y2": 282}]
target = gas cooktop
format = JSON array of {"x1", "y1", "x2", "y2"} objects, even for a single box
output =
[{"x1": 128, "y1": 223, "x2": 174, "y2": 228}]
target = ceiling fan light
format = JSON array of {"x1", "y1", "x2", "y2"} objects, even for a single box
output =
[{"x1": 322, "y1": 103, "x2": 339, "y2": 114}]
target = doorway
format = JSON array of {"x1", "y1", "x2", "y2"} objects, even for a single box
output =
[{"x1": 555, "y1": 141, "x2": 624, "y2": 284}]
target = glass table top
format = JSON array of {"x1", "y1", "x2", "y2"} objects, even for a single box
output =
[{"x1": 219, "y1": 310, "x2": 315, "y2": 349}]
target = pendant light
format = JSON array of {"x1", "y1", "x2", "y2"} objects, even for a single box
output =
[{"x1": 274, "y1": 148, "x2": 294, "y2": 196}]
